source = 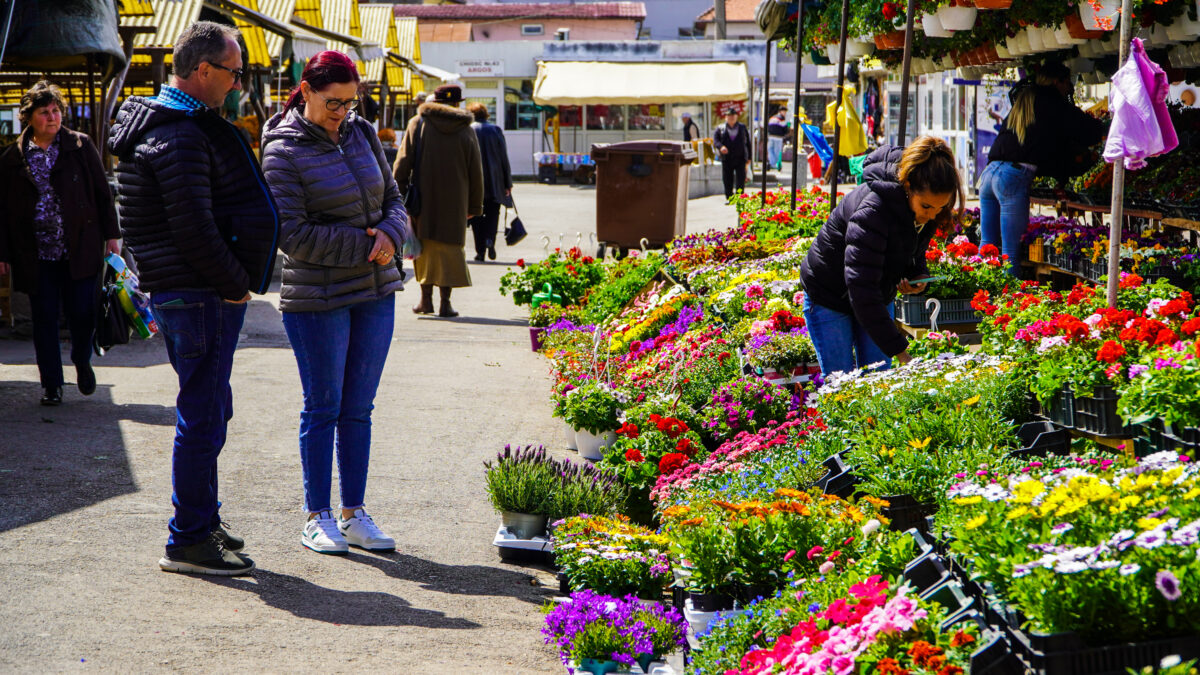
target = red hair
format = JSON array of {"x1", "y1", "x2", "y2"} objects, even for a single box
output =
[{"x1": 285, "y1": 50, "x2": 360, "y2": 112}]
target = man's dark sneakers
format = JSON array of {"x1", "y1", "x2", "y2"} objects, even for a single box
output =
[
  {"x1": 159, "y1": 533, "x2": 254, "y2": 576},
  {"x1": 76, "y1": 364, "x2": 96, "y2": 396},
  {"x1": 40, "y1": 386, "x2": 62, "y2": 406},
  {"x1": 212, "y1": 522, "x2": 245, "y2": 552}
]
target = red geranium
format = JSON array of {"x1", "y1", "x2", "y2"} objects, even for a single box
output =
[
  {"x1": 1096, "y1": 340, "x2": 1126, "y2": 363},
  {"x1": 516, "y1": 258, "x2": 525, "y2": 268},
  {"x1": 616, "y1": 422, "x2": 640, "y2": 438},
  {"x1": 1182, "y1": 317, "x2": 1200, "y2": 336},
  {"x1": 675, "y1": 437, "x2": 696, "y2": 456},
  {"x1": 881, "y1": 1, "x2": 899, "y2": 20},
  {"x1": 624, "y1": 448, "x2": 645, "y2": 463},
  {"x1": 658, "y1": 452, "x2": 689, "y2": 475},
  {"x1": 1119, "y1": 273, "x2": 1144, "y2": 289},
  {"x1": 1155, "y1": 329, "x2": 1179, "y2": 346},
  {"x1": 979, "y1": 243, "x2": 1000, "y2": 257}
]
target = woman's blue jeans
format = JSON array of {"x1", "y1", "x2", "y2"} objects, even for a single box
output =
[
  {"x1": 282, "y1": 294, "x2": 395, "y2": 513},
  {"x1": 978, "y1": 161, "x2": 1035, "y2": 276},
  {"x1": 802, "y1": 294, "x2": 893, "y2": 377}
]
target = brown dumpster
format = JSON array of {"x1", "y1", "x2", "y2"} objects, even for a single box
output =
[{"x1": 591, "y1": 141, "x2": 696, "y2": 255}]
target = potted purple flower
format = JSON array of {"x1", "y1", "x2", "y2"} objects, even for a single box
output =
[{"x1": 543, "y1": 591, "x2": 687, "y2": 674}]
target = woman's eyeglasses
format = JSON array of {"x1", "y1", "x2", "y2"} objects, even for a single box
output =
[{"x1": 313, "y1": 91, "x2": 360, "y2": 112}]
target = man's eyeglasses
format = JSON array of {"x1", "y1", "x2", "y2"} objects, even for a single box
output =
[
  {"x1": 313, "y1": 90, "x2": 360, "y2": 112},
  {"x1": 200, "y1": 61, "x2": 244, "y2": 82}
]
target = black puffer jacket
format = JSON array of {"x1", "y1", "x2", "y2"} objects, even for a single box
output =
[
  {"x1": 261, "y1": 109, "x2": 409, "y2": 313},
  {"x1": 471, "y1": 121, "x2": 513, "y2": 207},
  {"x1": 800, "y1": 145, "x2": 934, "y2": 357},
  {"x1": 108, "y1": 97, "x2": 279, "y2": 300}
]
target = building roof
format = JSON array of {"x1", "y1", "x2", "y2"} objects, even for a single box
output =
[
  {"x1": 393, "y1": 2, "x2": 646, "y2": 21},
  {"x1": 418, "y1": 22, "x2": 473, "y2": 42},
  {"x1": 696, "y1": 0, "x2": 760, "y2": 23}
]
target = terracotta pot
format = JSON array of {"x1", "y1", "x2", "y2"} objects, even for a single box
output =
[
  {"x1": 874, "y1": 30, "x2": 907, "y2": 50},
  {"x1": 974, "y1": 0, "x2": 1011, "y2": 8},
  {"x1": 982, "y1": 45, "x2": 1000, "y2": 63}
]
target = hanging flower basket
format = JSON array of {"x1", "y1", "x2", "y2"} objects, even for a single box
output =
[
  {"x1": 846, "y1": 38, "x2": 876, "y2": 57},
  {"x1": 974, "y1": 0, "x2": 1011, "y2": 8},
  {"x1": 1062, "y1": 16, "x2": 1102, "y2": 41},
  {"x1": 921, "y1": 12, "x2": 954, "y2": 37},
  {"x1": 874, "y1": 30, "x2": 907, "y2": 50},
  {"x1": 1165, "y1": 0, "x2": 1200, "y2": 40},
  {"x1": 937, "y1": 4, "x2": 978, "y2": 30},
  {"x1": 1079, "y1": 0, "x2": 1120, "y2": 31}
]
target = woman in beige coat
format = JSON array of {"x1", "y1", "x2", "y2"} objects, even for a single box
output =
[{"x1": 393, "y1": 84, "x2": 483, "y2": 317}]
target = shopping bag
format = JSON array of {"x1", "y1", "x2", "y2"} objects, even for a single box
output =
[{"x1": 93, "y1": 268, "x2": 132, "y2": 356}]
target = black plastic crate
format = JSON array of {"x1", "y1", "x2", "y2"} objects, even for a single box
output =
[
  {"x1": 881, "y1": 494, "x2": 937, "y2": 534},
  {"x1": 1009, "y1": 420, "x2": 1071, "y2": 458},
  {"x1": 895, "y1": 295, "x2": 979, "y2": 328},
  {"x1": 1009, "y1": 626, "x2": 1200, "y2": 675},
  {"x1": 1040, "y1": 387, "x2": 1074, "y2": 429},
  {"x1": 1045, "y1": 249, "x2": 1075, "y2": 273},
  {"x1": 1134, "y1": 419, "x2": 1200, "y2": 457},
  {"x1": 1071, "y1": 385, "x2": 1132, "y2": 438},
  {"x1": 1077, "y1": 257, "x2": 1110, "y2": 283}
]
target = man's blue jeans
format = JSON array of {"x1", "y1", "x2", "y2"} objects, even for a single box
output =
[
  {"x1": 803, "y1": 294, "x2": 893, "y2": 377},
  {"x1": 151, "y1": 290, "x2": 247, "y2": 552},
  {"x1": 282, "y1": 294, "x2": 395, "y2": 513},
  {"x1": 978, "y1": 161, "x2": 1035, "y2": 276}
]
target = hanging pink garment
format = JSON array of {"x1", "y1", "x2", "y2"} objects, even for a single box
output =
[{"x1": 1103, "y1": 38, "x2": 1179, "y2": 170}]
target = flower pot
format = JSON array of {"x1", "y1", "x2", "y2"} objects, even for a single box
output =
[
  {"x1": 529, "y1": 326, "x2": 547, "y2": 351},
  {"x1": 1166, "y1": 1, "x2": 1200, "y2": 40},
  {"x1": 575, "y1": 428, "x2": 616, "y2": 461},
  {"x1": 1039, "y1": 26, "x2": 1060, "y2": 50},
  {"x1": 564, "y1": 420, "x2": 578, "y2": 451},
  {"x1": 577, "y1": 658, "x2": 621, "y2": 675},
  {"x1": 874, "y1": 30, "x2": 907, "y2": 50},
  {"x1": 1065, "y1": 13, "x2": 1105, "y2": 40},
  {"x1": 635, "y1": 654, "x2": 658, "y2": 673},
  {"x1": 1005, "y1": 35, "x2": 1024, "y2": 57},
  {"x1": 921, "y1": 12, "x2": 954, "y2": 37},
  {"x1": 687, "y1": 589, "x2": 735, "y2": 612},
  {"x1": 1025, "y1": 26, "x2": 1045, "y2": 52},
  {"x1": 1079, "y1": 0, "x2": 1119, "y2": 31},
  {"x1": 846, "y1": 38, "x2": 875, "y2": 57},
  {"x1": 974, "y1": 0, "x2": 1010, "y2": 8},
  {"x1": 501, "y1": 511, "x2": 549, "y2": 540},
  {"x1": 937, "y1": 5, "x2": 977, "y2": 30}
]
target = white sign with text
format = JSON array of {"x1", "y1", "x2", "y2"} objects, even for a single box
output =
[{"x1": 456, "y1": 59, "x2": 504, "y2": 77}]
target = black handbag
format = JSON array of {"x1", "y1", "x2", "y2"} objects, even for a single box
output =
[
  {"x1": 403, "y1": 119, "x2": 425, "y2": 218},
  {"x1": 504, "y1": 202, "x2": 528, "y2": 246},
  {"x1": 93, "y1": 268, "x2": 131, "y2": 356}
]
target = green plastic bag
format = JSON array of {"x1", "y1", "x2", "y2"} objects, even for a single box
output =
[{"x1": 849, "y1": 154, "x2": 867, "y2": 184}]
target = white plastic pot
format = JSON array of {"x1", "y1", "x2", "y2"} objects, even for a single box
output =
[
  {"x1": 937, "y1": 5, "x2": 978, "y2": 31},
  {"x1": 1079, "y1": 0, "x2": 1120, "y2": 31},
  {"x1": 921, "y1": 12, "x2": 954, "y2": 37},
  {"x1": 1016, "y1": 30, "x2": 1032, "y2": 54},
  {"x1": 574, "y1": 428, "x2": 616, "y2": 461},
  {"x1": 846, "y1": 38, "x2": 875, "y2": 57},
  {"x1": 995, "y1": 43, "x2": 1012, "y2": 59},
  {"x1": 1148, "y1": 23, "x2": 1176, "y2": 47},
  {"x1": 1039, "y1": 26, "x2": 1060, "y2": 50},
  {"x1": 1005, "y1": 36, "x2": 1024, "y2": 57},
  {"x1": 564, "y1": 420, "x2": 578, "y2": 450},
  {"x1": 1166, "y1": 1, "x2": 1200, "y2": 41},
  {"x1": 1026, "y1": 26, "x2": 1046, "y2": 52}
]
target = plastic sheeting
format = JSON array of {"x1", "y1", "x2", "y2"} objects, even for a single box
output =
[{"x1": 533, "y1": 61, "x2": 750, "y2": 106}]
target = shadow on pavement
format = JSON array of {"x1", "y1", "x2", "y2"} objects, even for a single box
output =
[
  {"x1": 205, "y1": 568, "x2": 483, "y2": 628},
  {"x1": 417, "y1": 316, "x2": 528, "y2": 328},
  {"x1": 347, "y1": 551, "x2": 554, "y2": 606},
  {"x1": 0, "y1": 382, "x2": 174, "y2": 533}
]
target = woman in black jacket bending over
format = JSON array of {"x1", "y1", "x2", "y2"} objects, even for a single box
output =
[{"x1": 800, "y1": 136, "x2": 963, "y2": 376}]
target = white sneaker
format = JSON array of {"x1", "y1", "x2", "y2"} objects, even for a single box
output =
[
  {"x1": 302, "y1": 511, "x2": 348, "y2": 554},
  {"x1": 338, "y1": 508, "x2": 396, "y2": 551}
]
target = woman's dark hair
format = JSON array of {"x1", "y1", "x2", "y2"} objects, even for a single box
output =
[
  {"x1": 284, "y1": 50, "x2": 360, "y2": 112},
  {"x1": 467, "y1": 102, "x2": 488, "y2": 122},
  {"x1": 896, "y1": 135, "x2": 964, "y2": 223},
  {"x1": 19, "y1": 80, "x2": 66, "y2": 125}
]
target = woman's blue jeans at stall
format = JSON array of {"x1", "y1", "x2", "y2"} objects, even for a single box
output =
[
  {"x1": 282, "y1": 294, "x2": 395, "y2": 514},
  {"x1": 802, "y1": 294, "x2": 893, "y2": 377},
  {"x1": 978, "y1": 161, "x2": 1035, "y2": 276}
]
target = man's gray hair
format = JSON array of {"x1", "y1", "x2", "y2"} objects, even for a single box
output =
[{"x1": 173, "y1": 21, "x2": 241, "y2": 79}]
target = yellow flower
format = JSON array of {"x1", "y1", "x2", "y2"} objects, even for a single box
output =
[
  {"x1": 1006, "y1": 506, "x2": 1029, "y2": 520},
  {"x1": 962, "y1": 395, "x2": 981, "y2": 407},
  {"x1": 1054, "y1": 497, "x2": 1088, "y2": 518},
  {"x1": 1012, "y1": 480, "x2": 1045, "y2": 504},
  {"x1": 1137, "y1": 517, "x2": 1164, "y2": 530},
  {"x1": 954, "y1": 496, "x2": 983, "y2": 506},
  {"x1": 908, "y1": 437, "x2": 932, "y2": 450},
  {"x1": 965, "y1": 515, "x2": 988, "y2": 530}
]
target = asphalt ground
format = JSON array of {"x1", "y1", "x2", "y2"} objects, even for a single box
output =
[{"x1": 0, "y1": 182, "x2": 738, "y2": 673}]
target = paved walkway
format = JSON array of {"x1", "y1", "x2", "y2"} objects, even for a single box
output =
[{"x1": 0, "y1": 184, "x2": 738, "y2": 672}]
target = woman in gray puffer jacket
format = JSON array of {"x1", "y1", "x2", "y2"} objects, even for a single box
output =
[{"x1": 261, "y1": 51, "x2": 412, "y2": 556}]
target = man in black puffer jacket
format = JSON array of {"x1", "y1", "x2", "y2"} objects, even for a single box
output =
[
  {"x1": 108, "y1": 22, "x2": 279, "y2": 578},
  {"x1": 800, "y1": 138, "x2": 962, "y2": 376}
]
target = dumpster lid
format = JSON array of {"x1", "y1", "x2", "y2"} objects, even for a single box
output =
[{"x1": 591, "y1": 141, "x2": 697, "y2": 161}]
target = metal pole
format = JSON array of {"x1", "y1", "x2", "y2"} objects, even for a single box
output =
[
  {"x1": 762, "y1": 39, "x2": 772, "y2": 199},
  {"x1": 829, "y1": 0, "x2": 851, "y2": 209},
  {"x1": 897, "y1": 0, "x2": 918, "y2": 146},
  {"x1": 790, "y1": 0, "x2": 806, "y2": 212},
  {"x1": 1106, "y1": 0, "x2": 1135, "y2": 308}
]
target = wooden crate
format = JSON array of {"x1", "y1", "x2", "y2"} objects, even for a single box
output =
[{"x1": 1027, "y1": 238, "x2": 1046, "y2": 263}]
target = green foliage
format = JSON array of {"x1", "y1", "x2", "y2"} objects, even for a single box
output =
[
  {"x1": 579, "y1": 254, "x2": 665, "y2": 324},
  {"x1": 562, "y1": 381, "x2": 625, "y2": 435}
]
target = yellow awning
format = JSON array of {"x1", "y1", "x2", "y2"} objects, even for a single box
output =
[
  {"x1": 394, "y1": 16, "x2": 420, "y2": 95},
  {"x1": 224, "y1": 0, "x2": 272, "y2": 68},
  {"x1": 121, "y1": 0, "x2": 205, "y2": 67},
  {"x1": 359, "y1": 5, "x2": 399, "y2": 85},
  {"x1": 533, "y1": 61, "x2": 750, "y2": 106}
]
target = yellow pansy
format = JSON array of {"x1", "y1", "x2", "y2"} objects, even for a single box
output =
[{"x1": 965, "y1": 515, "x2": 988, "y2": 530}]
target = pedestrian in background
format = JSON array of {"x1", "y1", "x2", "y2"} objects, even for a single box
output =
[
  {"x1": 681, "y1": 111, "x2": 700, "y2": 142},
  {"x1": 800, "y1": 137, "x2": 963, "y2": 377},
  {"x1": 712, "y1": 108, "x2": 751, "y2": 199},
  {"x1": 467, "y1": 102, "x2": 512, "y2": 262},
  {"x1": 0, "y1": 80, "x2": 120, "y2": 406},
  {"x1": 109, "y1": 21, "x2": 279, "y2": 576},
  {"x1": 393, "y1": 84, "x2": 483, "y2": 318},
  {"x1": 261, "y1": 50, "x2": 411, "y2": 555},
  {"x1": 767, "y1": 110, "x2": 788, "y2": 171},
  {"x1": 980, "y1": 62, "x2": 1104, "y2": 274}
]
